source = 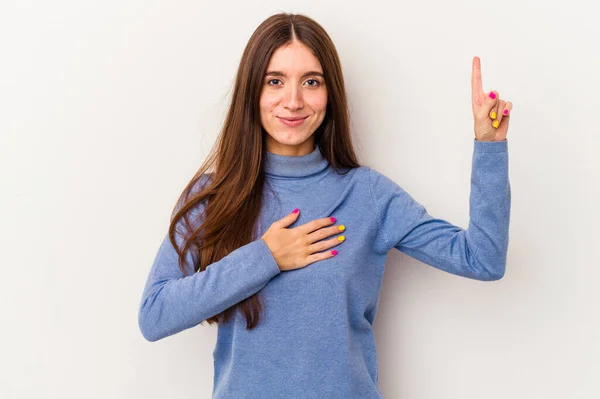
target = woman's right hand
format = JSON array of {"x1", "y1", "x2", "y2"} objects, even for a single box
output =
[{"x1": 261, "y1": 209, "x2": 346, "y2": 271}]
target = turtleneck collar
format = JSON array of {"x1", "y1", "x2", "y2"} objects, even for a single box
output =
[{"x1": 264, "y1": 144, "x2": 330, "y2": 178}]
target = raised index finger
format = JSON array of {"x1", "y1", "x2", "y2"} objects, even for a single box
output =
[{"x1": 471, "y1": 56, "x2": 484, "y2": 105}]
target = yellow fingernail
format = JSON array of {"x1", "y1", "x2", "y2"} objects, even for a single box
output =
[
  {"x1": 338, "y1": 225, "x2": 346, "y2": 231},
  {"x1": 492, "y1": 120, "x2": 499, "y2": 128},
  {"x1": 338, "y1": 235, "x2": 345, "y2": 242},
  {"x1": 490, "y1": 111, "x2": 497, "y2": 119}
]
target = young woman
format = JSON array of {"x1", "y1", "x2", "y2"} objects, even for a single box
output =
[{"x1": 138, "y1": 12, "x2": 512, "y2": 398}]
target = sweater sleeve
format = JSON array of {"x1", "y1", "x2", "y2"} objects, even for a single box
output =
[
  {"x1": 368, "y1": 138, "x2": 511, "y2": 281},
  {"x1": 138, "y1": 178, "x2": 281, "y2": 342}
]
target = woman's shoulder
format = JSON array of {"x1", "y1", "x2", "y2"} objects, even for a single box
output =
[
  {"x1": 331, "y1": 164, "x2": 371, "y2": 180},
  {"x1": 330, "y1": 165, "x2": 399, "y2": 191},
  {"x1": 359, "y1": 165, "x2": 406, "y2": 197},
  {"x1": 172, "y1": 172, "x2": 215, "y2": 222},
  {"x1": 192, "y1": 172, "x2": 215, "y2": 193}
]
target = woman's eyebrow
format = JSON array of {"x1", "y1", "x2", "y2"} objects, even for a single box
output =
[{"x1": 265, "y1": 71, "x2": 324, "y2": 78}]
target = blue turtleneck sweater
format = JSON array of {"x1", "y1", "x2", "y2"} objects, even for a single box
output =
[{"x1": 138, "y1": 139, "x2": 511, "y2": 398}]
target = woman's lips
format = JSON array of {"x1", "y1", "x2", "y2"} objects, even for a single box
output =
[{"x1": 277, "y1": 116, "x2": 308, "y2": 127}]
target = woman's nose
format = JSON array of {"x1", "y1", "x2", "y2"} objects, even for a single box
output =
[{"x1": 282, "y1": 86, "x2": 303, "y2": 110}]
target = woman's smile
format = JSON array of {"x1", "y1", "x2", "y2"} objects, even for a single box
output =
[{"x1": 277, "y1": 116, "x2": 308, "y2": 127}]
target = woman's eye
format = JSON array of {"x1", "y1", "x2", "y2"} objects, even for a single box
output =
[
  {"x1": 267, "y1": 79, "x2": 281, "y2": 86},
  {"x1": 306, "y1": 79, "x2": 320, "y2": 87}
]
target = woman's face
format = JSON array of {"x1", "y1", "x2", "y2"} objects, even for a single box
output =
[{"x1": 259, "y1": 40, "x2": 328, "y2": 156}]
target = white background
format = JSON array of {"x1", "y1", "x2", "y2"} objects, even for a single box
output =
[{"x1": 1, "y1": 0, "x2": 599, "y2": 398}]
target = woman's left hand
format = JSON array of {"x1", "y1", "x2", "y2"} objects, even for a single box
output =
[{"x1": 471, "y1": 56, "x2": 512, "y2": 142}]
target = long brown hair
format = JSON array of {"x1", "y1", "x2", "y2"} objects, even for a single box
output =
[{"x1": 169, "y1": 13, "x2": 361, "y2": 330}]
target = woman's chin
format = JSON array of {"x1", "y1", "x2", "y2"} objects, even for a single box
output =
[{"x1": 274, "y1": 132, "x2": 312, "y2": 145}]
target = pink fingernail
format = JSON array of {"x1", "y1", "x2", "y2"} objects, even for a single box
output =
[
  {"x1": 292, "y1": 208, "x2": 299, "y2": 214},
  {"x1": 331, "y1": 250, "x2": 338, "y2": 256},
  {"x1": 503, "y1": 109, "x2": 509, "y2": 115},
  {"x1": 489, "y1": 92, "x2": 496, "y2": 99},
  {"x1": 330, "y1": 217, "x2": 336, "y2": 223}
]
